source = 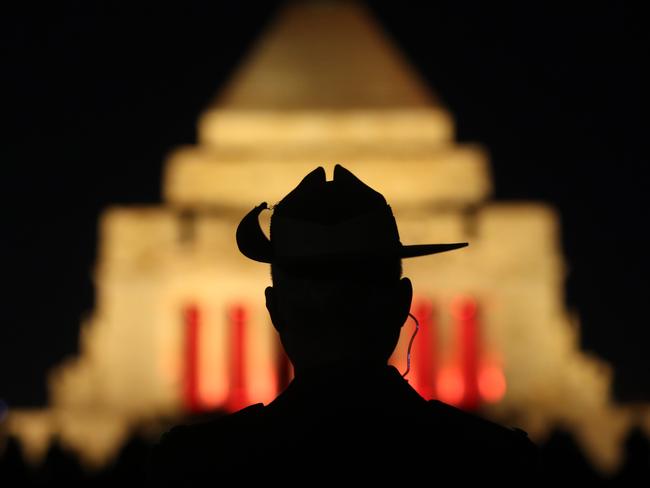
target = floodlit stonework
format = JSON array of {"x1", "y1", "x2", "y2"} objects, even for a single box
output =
[{"x1": 5, "y1": 2, "x2": 647, "y2": 474}]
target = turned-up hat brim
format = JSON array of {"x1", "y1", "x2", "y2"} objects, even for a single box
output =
[{"x1": 236, "y1": 165, "x2": 468, "y2": 264}]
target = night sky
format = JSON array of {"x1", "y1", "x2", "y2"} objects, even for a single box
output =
[{"x1": 2, "y1": 2, "x2": 648, "y2": 407}]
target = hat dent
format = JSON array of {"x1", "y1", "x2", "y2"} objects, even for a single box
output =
[{"x1": 236, "y1": 165, "x2": 468, "y2": 263}]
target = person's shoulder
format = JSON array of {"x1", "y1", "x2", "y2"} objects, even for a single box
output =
[
  {"x1": 426, "y1": 399, "x2": 533, "y2": 444},
  {"x1": 162, "y1": 402, "x2": 266, "y2": 448},
  {"x1": 424, "y1": 400, "x2": 540, "y2": 474},
  {"x1": 147, "y1": 403, "x2": 266, "y2": 485},
  {"x1": 408, "y1": 400, "x2": 541, "y2": 482}
]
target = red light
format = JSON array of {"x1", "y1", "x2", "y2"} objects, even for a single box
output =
[
  {"x1": 227, "y1": 304, "x2": 248, "y2": 412},
  {"x1": 451, "y1": 295, "x2": 480, "y2": 410},
  {"x1": 183, "y1": 304, "x2": 201, "y2": 413},
  {"x1": 230, "y1": 305, "x2": 246, "y2": 325},
  {"x1": 451, "y1": 295, "x2": 478, "y2": 321},
  {"x1": 437, "y1": 367, "x2": 465, "y2": 406},
  {"x1": 413, "y1": 300, "x2": 437, "y2": 399},
  {"x1": 200, "y1": 389, "x2": 225, "y2": 409},
  {"x1": 478, "y1": 364, "x2": 507, "y2": 403}
]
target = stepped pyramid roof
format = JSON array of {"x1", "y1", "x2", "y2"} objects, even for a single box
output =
[
  {"x1": 215, "y1": 1, "x2": 436, "y2": 109},
  {"x1": 166, "y1": 2, "x2": 490, "y2": 209}
]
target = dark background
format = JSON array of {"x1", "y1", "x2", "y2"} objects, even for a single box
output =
[{"x1": 1, "y1": 1, "x2": 648, "y2": 407}]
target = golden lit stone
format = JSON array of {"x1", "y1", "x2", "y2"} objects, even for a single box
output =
[{"x1": 6, "y1": 1, "x2": 649, "y2": 475}]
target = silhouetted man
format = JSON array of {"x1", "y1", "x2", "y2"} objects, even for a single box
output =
[{"x1": 148, "y1": 165, "x2": 539, "y2": 485}]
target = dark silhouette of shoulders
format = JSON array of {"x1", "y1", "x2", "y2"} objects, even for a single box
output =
[
  {"x1": 148, "y1": 366, "x2": 539, "y2": 485},
  {"x1": 148, "y1": 166, "x2": 541, "y2": 486}
]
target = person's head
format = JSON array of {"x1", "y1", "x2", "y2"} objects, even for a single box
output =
[
  {"x1": 265, "y1": 256, "x2": 413, "y2": 373},
  {"x1": 236, "y1": 165, "x2": 467, "y2": 374}
]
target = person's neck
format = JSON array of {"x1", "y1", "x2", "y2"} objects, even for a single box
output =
[
  {"x1": 269, "y1": 359, "x2": 424, "y2": 413},
  {"x1": 294, "y1": 359, "x2": 389, "y2": 384},
  {"x1": 289, "y1": 360, "x2": 397, "y2": 409}
]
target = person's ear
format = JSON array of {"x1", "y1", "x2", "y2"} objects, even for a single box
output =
[
  {"x1": 397, "y1": 277, "x2": 413, "y2": 327},
  {"x1": 265, "y1": 286, "x2": 282, "y2": 332}
]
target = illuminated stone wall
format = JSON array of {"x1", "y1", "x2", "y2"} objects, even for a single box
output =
[{"x1": 5, "y1": 1, "x2": 647, "y2": 474}]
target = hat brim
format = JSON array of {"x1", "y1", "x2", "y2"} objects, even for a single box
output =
[
  {"x1": 400, "y1": 242, "x2": 468, "y2": 258},
  {"x1": 236, "y1": 202, "x2": 468, "y2": 264}
]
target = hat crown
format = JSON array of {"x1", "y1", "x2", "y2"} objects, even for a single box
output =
[
  {"x1": 272, "y1": 164, "x2": 390, "y2": 225},
  {"x1": 270, "y1": 165, "x2": 401, "y2": 263},
  {"x1": 235, "y1": 165, "x2": 468, "y2": 264}
]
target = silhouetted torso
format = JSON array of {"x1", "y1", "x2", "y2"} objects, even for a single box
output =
[{"x1": 149, "y1": 364, "x2": 539, "y2": 485}]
